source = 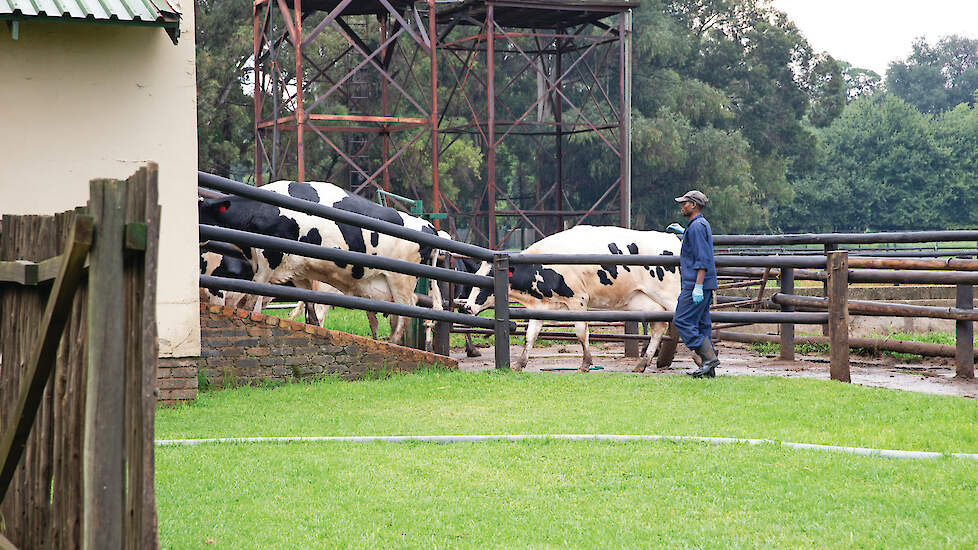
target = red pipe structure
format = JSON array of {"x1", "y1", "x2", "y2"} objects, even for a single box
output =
[{"x1": 253, "y1": 0, "x2": 636, "y2": 248}]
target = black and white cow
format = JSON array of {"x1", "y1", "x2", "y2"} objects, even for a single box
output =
[
  {"x1": 198, "y1": 180, "x2": 444, "y2": 346},
  {"x1": 199, "y1": 242, "x2": 257, "y2": 310},
  {"x1": 450, "y1": 256, "x2": 485, "y2": 357},
  {"x1": 199, "y1": 241, "x2": 330, "y2": 324},
  {"x1": 462, "y1": 225, "x2": 681, "y2": 372}
]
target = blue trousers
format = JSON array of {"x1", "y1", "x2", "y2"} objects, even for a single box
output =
[{"x1": 674, "y1": 287, "x2": 713, "y2": 349}]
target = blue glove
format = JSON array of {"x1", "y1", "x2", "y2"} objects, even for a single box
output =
[
  {"x1": 666, "y1": 222, "x2": 685, "y2": 235},
  {"x1": 692, "y1": 283, "x2": 704, "y2": 304}
]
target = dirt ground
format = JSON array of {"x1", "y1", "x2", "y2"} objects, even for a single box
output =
[{"x1": 452, "y1": 340, "x2": 978, "y2": 399}]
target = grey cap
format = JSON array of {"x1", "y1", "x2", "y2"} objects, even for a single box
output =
[{"x1": 674, "y1": 190, "x2": 708, "y2": 207}]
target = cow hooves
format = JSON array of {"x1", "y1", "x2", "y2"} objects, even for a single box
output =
[
  {"x1": 466, "y1": 349, "x2": 482, "y2": 358},
  {"x1": 632, "y1": 359, "x2": 650, "y2": 373}
]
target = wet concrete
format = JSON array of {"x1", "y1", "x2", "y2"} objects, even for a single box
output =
[{"x1": 451, "y1": 341, "x2": 978, "y2": 399}]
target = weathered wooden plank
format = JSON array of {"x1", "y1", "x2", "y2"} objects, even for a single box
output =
[
  {"x1": 140, "y1": 167, "x2": 162, "y2": 550},
  {"x1": 0, "y1": 215, "x2": 94, "y2": 503},
  {"x1": 827, "y1": 251, "x2": 850, "y2": 382},
  {"x1": 0, "y1": 532, "x2": 19, "y2": 550},
  {"x1": 123, "y1": 223, "x2": 147, "y2": 252},
  {"x1": 123, "y1": 164, "x2": 160, "y2": 550},
  {"x1": 0, "y1": 260, "x2": 38, "y2": 285},
  {"x1": 83, "y1": 180, "x2": 127, "y2": 550}
]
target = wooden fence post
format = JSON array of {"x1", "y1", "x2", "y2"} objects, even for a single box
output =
[
  {"x1": 826, "y1": 251, "x2": 850, "y2": 382},
  {"x1": 955, "y1": 283, "x2": 974, "y2": 379},
  {"x1": 493, "y1": 253, "x2": 511, "y2": 370},
  {"x1": 779, "y1": 267, "x2": 795, "y2": 361},
  {"x1": 432, "y1": 255, "x2": 451, "y2": 357},
  {"x1": 123, "y1": 164, "x2": 160, "y2": 550},
  {"x1": 822, "y1": 243, "x2": 836, "y2": 336},
  {"x1": 84, "y1": 179, "x2": 127, "y2": 550},
  {"x1": 623, "y1": 321, "x2": 639, "y2": 357}
]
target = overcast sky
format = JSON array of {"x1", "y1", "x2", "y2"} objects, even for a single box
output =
[{"x1": 771, "y1": 0, "x2": 978, "y2": 76}]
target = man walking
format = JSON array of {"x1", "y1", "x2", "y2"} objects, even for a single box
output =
[{"x1": 673, "y1": 190, "x2": 719, "y2": 378}]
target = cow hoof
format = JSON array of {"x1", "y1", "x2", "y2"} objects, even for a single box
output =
[
  {"x1": 466, "y1": 348, "x2": 482, "y2": 358},
  {"x1": 632, "y1": 358, "x2": 650, "y2": 373}
]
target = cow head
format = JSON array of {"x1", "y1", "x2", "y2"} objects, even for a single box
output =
[
  {"x1": 459, "y1": 260, "x2": 494, "y2": 315},
  {"x1": 198, "y1": 196, "x2": 236, "y2": 230}
]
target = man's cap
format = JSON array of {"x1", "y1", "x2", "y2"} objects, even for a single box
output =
[{"x1": 674, "y1": 190, "x2": 708, "y2": 206}]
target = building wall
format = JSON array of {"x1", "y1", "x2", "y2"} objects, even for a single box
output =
[{"x1": 0, "y1": 12, "x2": 200, "y2": 356}]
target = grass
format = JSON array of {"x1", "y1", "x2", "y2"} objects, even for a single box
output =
[
  {"x1": 157, "y1": 439, "x2": 977, "y2": 549},
  {"x1": 156, "y1": 370, "x2": 978, "y2": 451},
  {"x1": 155, "y1": 371, "x2": 978, "y2": 549}
]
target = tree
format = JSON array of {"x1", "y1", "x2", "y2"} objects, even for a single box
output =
[
  {"x1": 195, "y1": 1, "x2": 255, "y2": 179},
  {"x1": 772, "y1": 95, "x2": 949, "y2": 232},
  {"x1": 624, "y1": 0, "x2": 843, "y2": 232},
  {"x1": 840, "y1": 62, "x2": 883, "y2": 103},
  {"x1": 886, "y1": 35, "x2": 978, "y2": 114}
]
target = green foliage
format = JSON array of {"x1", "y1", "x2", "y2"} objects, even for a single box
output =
[
  {"x1": 886, "y1": 35, "x2": 978, "y2": 114},
  {"x1": 773, "y1": 94, "x2": 957, "y2": 232},
  {"x1": 627, "y1": 0, "x2": 843, "y2": 232},
  {"x1": 195, "y1": 1, "x2": 255, "y2": 179}
]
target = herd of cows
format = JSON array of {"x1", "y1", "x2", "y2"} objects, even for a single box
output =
[{"x1": 198, "y1": 180, "x2": 684, "y2": 372}]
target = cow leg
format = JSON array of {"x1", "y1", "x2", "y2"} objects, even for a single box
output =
[
  {"x1": 367, "y1": 312, "x2": 380, "y2": 340},
  {"x1": 629, "y1": 297, "x2": 668, "y2": 373},
  {"x1": 639, "y1": 321, "x2": 651, "y2": 356},
  {"x1": 387, "y1": 287, "x2": 414, "y2": 345},
  {"x1": 464, "y1": 333, "x2": 481, "y2": 357},
  {"x1": 573, "y1": 321, "x2": 593, "y2": 372},
  {"x1": 516, "y1": 319, "x2": 543, "y2": 371},
  {"x1": 288, "y1": 301, "x2": 303, "y2": 320},
  {"x1": 633, "y1": 321, "x2": 668, "y2": 373}
]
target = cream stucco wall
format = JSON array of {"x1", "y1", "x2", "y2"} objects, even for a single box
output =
[{"x1": 0, "y1": 11, "x2": 201, "y2": 357}]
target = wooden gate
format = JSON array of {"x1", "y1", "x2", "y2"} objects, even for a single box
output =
[{"x1": 0, "y1": 165, "x2": 160, "y2": 549}]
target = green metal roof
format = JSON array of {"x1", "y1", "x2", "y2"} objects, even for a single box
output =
[{"x1": 0, "y1": 0, "x2": 182, "y2": 43}]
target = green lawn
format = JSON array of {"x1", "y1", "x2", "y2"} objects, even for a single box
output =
[{"x1": 156, "y1": 371, "x2": 978, "y2": 549}]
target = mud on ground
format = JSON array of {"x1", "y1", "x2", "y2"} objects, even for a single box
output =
[{"x1": 452, "y1": 340, "x2": 978, "y2": 399}]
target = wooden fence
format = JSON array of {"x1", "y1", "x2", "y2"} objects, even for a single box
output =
[{"x1": 0, "y1": 165, "x2": 160, "y2": 549}]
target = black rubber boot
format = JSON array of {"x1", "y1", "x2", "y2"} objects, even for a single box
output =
[{"x1": 688, "y1": 339, "x2": 719, "y2": 378}]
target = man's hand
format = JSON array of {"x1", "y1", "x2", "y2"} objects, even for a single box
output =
[
  {"x1": 666, "y1": 222, "x2": 685, "y2": 235},
  {"x1": 692, "y1": 283, "x2": 704, "y2": 304}
]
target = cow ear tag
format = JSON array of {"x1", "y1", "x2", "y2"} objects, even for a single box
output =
[
  {"x1": 508, "y1": 271, "x2": 513, "y2": 277},
  {"x1": 218, "y1": 202, "x2": 229, "y2": 213}
]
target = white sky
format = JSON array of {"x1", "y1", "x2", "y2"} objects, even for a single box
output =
[{"x1": 771, "y1": 0, "x2": 978, "y2": 76}]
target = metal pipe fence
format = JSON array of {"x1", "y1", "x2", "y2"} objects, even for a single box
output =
[
  {"x1": 197, "y1": 172, "x2": 977, "y2": 380},
  {"x1": 199, "y1": 224, "x2": 492, "y2": 289}
]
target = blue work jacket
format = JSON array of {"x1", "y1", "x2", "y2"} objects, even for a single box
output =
[{"x1": 679, "y1": 214, "x2": 718, "y2": 290}]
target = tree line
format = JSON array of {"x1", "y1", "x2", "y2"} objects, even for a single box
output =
[{"x1": 195, "y1": 0, "x2": 978, "y2": 234}]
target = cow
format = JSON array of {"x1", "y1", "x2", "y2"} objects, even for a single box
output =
[
  {"x1": 461, "y1": 225, "x2": 682, "y2": 372},
  {"x1": 198, "y1": 179, "x2": 444, "y2": 347},
  {"x1": 199, "y1": 242, "x2": 257, "y2": 310},
  {"x1": 448, "y1": 256, "x2": 485, "y2": 357}
]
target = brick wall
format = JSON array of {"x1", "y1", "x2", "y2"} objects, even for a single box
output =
[{"x1": 157, "y1": 304, "x2": 458, "y2": 405}]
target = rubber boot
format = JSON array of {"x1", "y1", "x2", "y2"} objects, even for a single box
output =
[{"x1": 688, "y1": 338, "x2": 719, "y2": 378}]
